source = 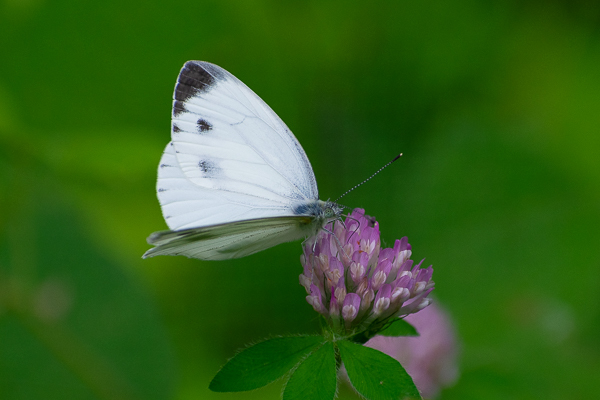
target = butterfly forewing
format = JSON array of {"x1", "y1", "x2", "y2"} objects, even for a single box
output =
[{"x1": 158, "y1": 61, "x2": 320, "y2": 231}]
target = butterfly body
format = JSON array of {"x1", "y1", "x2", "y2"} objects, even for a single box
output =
[{"x1": 143, "y1": 61, "x2": 343, "y2": 260}]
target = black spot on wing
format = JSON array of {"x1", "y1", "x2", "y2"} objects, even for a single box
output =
[
  {"x1": 158, "y1": 188, "x2": 167, "y2": 192},
  {"x1": 197, "y1": 119, "x2": 212, "y2": 133},
  {"x1": 198, "y1": 160, "x2": 212, "y2": 173},
  {"x1": 172, "y1": 124, "x2": 182, "y2": 133},
  {"x1": 198, "y1": 160, "x2": 218, "y2": 176}
]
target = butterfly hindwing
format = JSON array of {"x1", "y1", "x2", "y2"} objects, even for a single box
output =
[{"x1": 143, "y1": 216, "x2": 314, "y2": 260}]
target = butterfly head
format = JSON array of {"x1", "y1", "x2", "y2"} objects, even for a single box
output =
[{"x1": 322, "y1": 200, "x2": 344, "y2": 220}]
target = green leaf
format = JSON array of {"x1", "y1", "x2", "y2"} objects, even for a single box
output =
[
  {"x1": 378, "y1": 319, "x2": 419, "y2": 337},
  {"x1": 338, "y1": 340, "x2": 421, "y2": 400},
  {"x1": 283, "y1": 341, "x2": 337, "y2": 400},
  {"x1": 209, "y1": 335, "x2": 324, "y2": 392}
]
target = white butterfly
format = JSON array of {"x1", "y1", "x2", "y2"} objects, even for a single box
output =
[{"x1": 143, "y1": 61, "x2": 343, "y2": 260}]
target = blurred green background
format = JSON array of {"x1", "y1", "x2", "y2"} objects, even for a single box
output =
[{"x1": 1, "y1": 0, "x2": 599, "y2": 399}]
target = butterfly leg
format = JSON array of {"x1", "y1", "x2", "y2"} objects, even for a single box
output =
[
  {"x1": 321, "y1": 218, "x2": 352, "y2": 263},
  {"x1": 342, "y1": 214, "x2": 362, "y2": 245}
]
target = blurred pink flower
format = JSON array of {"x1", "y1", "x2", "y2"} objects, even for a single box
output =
[{"x1": 365, "y1": 302, "x2": 459, "y2": 399}]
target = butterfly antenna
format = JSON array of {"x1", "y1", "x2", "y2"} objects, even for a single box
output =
[{"x1": 335, "y1": 153, "x2": 403, "y2": 202}]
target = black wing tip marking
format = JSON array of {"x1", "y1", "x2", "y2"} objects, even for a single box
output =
[
  {"x1": 172, "y1": 62, "x2": 228, "y2": 116},
  {"x1": 174, "y1": 61, "x2": 227, "y2": 102},
  {"x1": 175, "y1": 63, "x2": 214, "y2": 101}
]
